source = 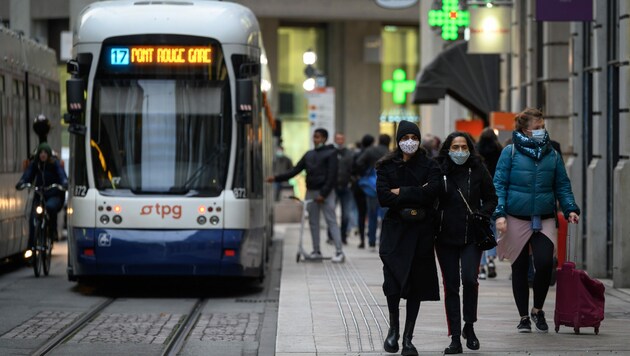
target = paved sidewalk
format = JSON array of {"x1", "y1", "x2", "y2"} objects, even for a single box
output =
[{"x1": 274, "y1": 222, "x2": 630, "y2": 355}]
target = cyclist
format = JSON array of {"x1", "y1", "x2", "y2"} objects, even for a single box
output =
[{"x1": 16, "y1": 142, "x2": 68, "y2": 245}]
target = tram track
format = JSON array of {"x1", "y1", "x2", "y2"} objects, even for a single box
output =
[
  {"x1": 31, "y1": 297, "x2": 116, "y2": 356},
  {"x1": 30, "y1": 297, "x2": 207, "y2": 356}
]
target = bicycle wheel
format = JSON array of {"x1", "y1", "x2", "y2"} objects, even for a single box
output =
[
  {"x1": 32, "y1": 225, "x2": 43, "y2": 277},
  {"x1": 42, "y1": 226, "x2": 53, "y2": 276}
]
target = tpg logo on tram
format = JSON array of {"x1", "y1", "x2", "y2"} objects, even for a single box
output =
[{"x1": 140, "y1": 204, "x2": 182, "y2": 219}]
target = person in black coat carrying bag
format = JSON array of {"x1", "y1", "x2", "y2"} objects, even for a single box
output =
[
  {"x1": 376, "y1": 120, "x2": 441, "y2": 355},
  {"x1": 434, "y1": 132, "x2": 497, "y2": 354}
]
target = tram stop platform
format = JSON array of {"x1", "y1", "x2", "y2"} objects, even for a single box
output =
[{"x1": 273, "y1": 223, "x2": 630, "y2": 355}]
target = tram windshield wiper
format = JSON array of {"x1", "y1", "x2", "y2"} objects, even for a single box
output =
[{"x1": 172, "y1": 146, "x2": 226, "y2": 193}]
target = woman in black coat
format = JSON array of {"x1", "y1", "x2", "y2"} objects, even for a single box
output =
[
  {"x1": 376, "y1": 120, "x2": 441, "y2": 355},
  {"x1": 434, "y1": 132, "x2": 497, "y2": 354}
]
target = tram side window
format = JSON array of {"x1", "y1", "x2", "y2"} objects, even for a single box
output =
[{"x1": 231, "y1": 54, "x2": 264, "y2": 199}]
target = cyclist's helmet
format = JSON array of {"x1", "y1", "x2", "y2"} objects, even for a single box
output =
[{"x1": 33, "y1": 114, "x2": 51, "y2": 138}]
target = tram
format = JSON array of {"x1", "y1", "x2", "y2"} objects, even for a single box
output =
[
  {"x1": 0, "y1": 26, "x2": 60, "y2": 262},
  {"x1": 64, "y1": 0, "x2": 275, "y2": 281}
]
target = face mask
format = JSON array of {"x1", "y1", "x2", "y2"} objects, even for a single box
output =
[
  {"x1": 449, "y1": 150, "x2": 470, "y2": 165},
  {"x1": 275, "y1": 150, "x2": 283, "y2": 157},
  {"x1": 531, "y1": 129, "x2": 546, "y2": 143},
  {"x1": 399, "y1": 139, "x2": 419, "y2": 154}
]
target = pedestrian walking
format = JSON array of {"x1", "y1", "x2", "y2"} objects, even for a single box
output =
[
  {"x1": 476, "y1": 127, "x2": 503, "y2": 279},
  {"x1": 376, "y1": 120, "x2": 441, "y2": 355},
  {"x1": 351, "y1": 134, "x2": 374, "y2": 248},
  {"x1": 333, "y1": 132, "x2": 355, "y2": 244},
  {"x1": 357, "y1": 133, "x2": 391, "y2": 250},
  {"x1": 434, "y1": 132, "x2": 497, "y2": 354},
  {"x1": 266, "y1": 128, "x2": 345, "y2": 263},
  {"x1": 493, "y1": 108, "x2": 580, "y2": 333}
]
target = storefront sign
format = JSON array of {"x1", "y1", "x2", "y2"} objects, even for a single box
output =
[
  {"x1": 428, "y1": 0, "x2": 470, "y2": 41},
  {"x1": 382, "y1": 69, "x2": 415, "y2": 105},
  {"x1": 536, "y1": 0, "x2": 593, "y2": 21},
  {"x1": 468, "y1": 7, "x2": 511, "y2": 54},
  {"x1": 375, "y1": 0, "x2": 417, "y2": 9},
  {"x1": 306, "y1": 87, "x2": 336, "y2": 148}
]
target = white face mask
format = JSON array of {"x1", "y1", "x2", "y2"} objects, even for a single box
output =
[
  {"x1": 531, "y1": 129, "x2": 546, "y2": 143},
  {"x1": 399, "y1": 139, "x2": 419, "y2": 154}
]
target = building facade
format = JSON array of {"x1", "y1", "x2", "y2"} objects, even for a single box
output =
[{"x1": 2, "y1": 0, "x2": 629, "y2": 286}]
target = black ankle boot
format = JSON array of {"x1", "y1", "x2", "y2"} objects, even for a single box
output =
[
  {"x1": 383, "y1": 310, "x2": 399, "y2": 353},
  {"x1": 401, "y1": 324, "x2": 418, "y2": 356},
  {"x1": 462, "y1": 323, "x2": 480, "y2": 350},
  {"x1": 444, "y1": 336, "x2": 463, "y2": 354},
  {"x1": 383, "y1": 325, "x2": 399, "y2": 353}
]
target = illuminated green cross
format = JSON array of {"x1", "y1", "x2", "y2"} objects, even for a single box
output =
[
  {"x1": 382, "y1": 69, "x2": 415, "y2": 105},
  {"x1": 428, "y1": 0, "x2": 470, "y2": 41}
]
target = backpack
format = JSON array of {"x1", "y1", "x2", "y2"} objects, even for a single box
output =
[{"x1": 357, "y1": 167, "x2": 377, "y2": 197}]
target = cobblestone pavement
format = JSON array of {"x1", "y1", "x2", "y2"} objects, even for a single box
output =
[
  {"x1": 190, "y1": 312, "x2": 261, "y2": 342},
  {"x1": 1, "y1": 311, "x2": 80, "y2": 340},
  {"x1": 67, "y1": 312, "x2": 181, "y2": 344}
]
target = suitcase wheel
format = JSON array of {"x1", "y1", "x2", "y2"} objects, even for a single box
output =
[
  {"x1": 296, "y1": 253, "x2": 301, "y2": 263},
  {"x1": 595, "y1": 327, "x2": 599, "y2": 335},
  {"x1": 574, "y1": 327, "x2": 580, "y2": 334}
]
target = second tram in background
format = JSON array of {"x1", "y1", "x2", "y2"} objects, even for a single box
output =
[
  {"x1": 0, "y1": 26, "x2": 60, "y2": 263},
  {"x1": 64, "y1": 0, "x2": 274, "y2": 282}
]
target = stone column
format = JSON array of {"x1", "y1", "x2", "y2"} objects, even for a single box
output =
[
  {"x1": 9, "y1": 0, "x2": 30, "y2": 37},
  {"x1": 585, "y1": 0, "x2": 609, "y2": 278},
  {"x1": 613, "y1": 0, "x2": 630, "y2": 287}
]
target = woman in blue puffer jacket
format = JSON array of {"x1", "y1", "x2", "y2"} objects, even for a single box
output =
[{"x1": 493, "y1": 108, "x2": 580, "y2": 335}]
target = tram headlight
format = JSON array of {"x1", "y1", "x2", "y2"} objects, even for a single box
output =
[
  {"x1": 197, "y1": 216, "x2": 207, "y2": 225},
  {"x1": 100, "y1": 215, "x2": 110, "y2": 224},
  {"x1": 35, "y1": 205, "x2": 44, "y2": 215},
  {"x1": 209, "y1": 215, "x2": 220, "y2": 225},
  {"x1": 112, "y1": 215, "x2": 122, "y2": 224}
]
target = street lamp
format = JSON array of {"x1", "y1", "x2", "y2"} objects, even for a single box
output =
[{"x1": 303, "y1": 48, "x2": 321, "y2": 91}]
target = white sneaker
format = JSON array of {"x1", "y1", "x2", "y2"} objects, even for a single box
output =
[
  {"x1": 308, "y1": 251, "x2": 323, "y2": 259},
  {"x1": 478, "y1": 268, "x2": 487, "y2": 280},
  {"x1": 331, "y1": 252, "x2": 345, "y2": 263}
]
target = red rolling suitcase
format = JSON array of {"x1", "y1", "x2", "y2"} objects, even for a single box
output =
[{"x1": 554, "y1": 223, "x2": 605, "y2": 334}]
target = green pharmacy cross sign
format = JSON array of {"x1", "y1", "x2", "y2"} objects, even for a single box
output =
[
  {"x1": 428, "y1": 0, "x2": 470, "y2": 41},
  {"x1": 382, "y1": 69, "x2": 415, "y2": 105}
]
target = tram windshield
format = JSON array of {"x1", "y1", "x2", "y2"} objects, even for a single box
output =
[{"x1": 91, "y1": 79, "x2": 230, "y2": 196}]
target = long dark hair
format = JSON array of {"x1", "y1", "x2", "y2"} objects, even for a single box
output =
[{"x1": 436, "y1": 131, "x2": 482, "y2": 172}]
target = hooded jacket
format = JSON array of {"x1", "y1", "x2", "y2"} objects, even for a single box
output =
[
  {"x1": 493, "y1": 131, "x2": 580, "y2": 220},
  {"x1": 275, "y1": 144, "x2": 338, "y2": 198}
]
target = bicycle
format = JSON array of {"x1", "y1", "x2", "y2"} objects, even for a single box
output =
[{"x1": 18, "y1": 183, "x2": 65, "y2": 277}]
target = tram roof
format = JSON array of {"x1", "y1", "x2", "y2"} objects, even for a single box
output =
[{"x1": 74, "y1": 0, "x2": 260, "y2": 47}]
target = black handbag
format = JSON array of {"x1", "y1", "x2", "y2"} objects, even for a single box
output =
[
  {"x1": 400, "y1": 208, "x2": 427, "y2": 222},
  {"x1": 455, "y1": 187, "x2": 497, "y2": 251}
]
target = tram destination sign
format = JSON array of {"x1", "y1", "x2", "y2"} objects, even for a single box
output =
[{"x1": 109, "y1": 46, "x2": 213, "y2": 66}]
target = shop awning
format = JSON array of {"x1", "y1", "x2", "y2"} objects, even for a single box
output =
[{"x1": 412, "y1": 42, "x2": 500, "y2": 121}]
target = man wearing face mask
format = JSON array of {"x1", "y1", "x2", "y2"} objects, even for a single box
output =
[
  {"x1": 493, "y1": 108, "x2": 580, "y2": 334},
  {"x1": 267, "y1": 128, "x2": 345, "y2": 263},
  {"x1": 434, "y1": 132, "x2": 497, "y2": 354}
]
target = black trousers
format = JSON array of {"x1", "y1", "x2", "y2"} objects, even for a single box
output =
[
  {"x1": 351, "y1": 183, "x2": 367, "y2": 242},
  {"x1": 436, "y1": 242, "x2": 482, "y2": 336},
  {"x1": 511, "y1": 231, "x2": 554, "y2": 317}
]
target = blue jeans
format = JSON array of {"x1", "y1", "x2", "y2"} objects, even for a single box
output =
[{"x1": 366, "y1": 196, "x2": 379, "y2": 246}]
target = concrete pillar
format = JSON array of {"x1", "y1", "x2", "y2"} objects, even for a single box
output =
[
  {"x1": 417, "y1": 0, "x2": 469, "y2": 139},
  {"x1": 338, "y1": 21, "x2": 381, "y2": 144},
  {"x1": 612, "y1": 0, "x2": 630, "y2": 288},
  {"x1": 566, "y1": 22, "x2": 585, "y2": 266},
  {"x1": 541, "y1": 22, "x2": 570, "y2": 151},
  {"x1": 9, "y1": 0, "x2": 31, "y2": 37},
  {"x1": 585, "y1": 0, "x2": 609, "y2": 278}
]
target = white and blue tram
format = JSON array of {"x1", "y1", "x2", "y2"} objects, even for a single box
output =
[
  {"x1": 64, "y1": 0, "x2": 274, "y2": 281},
  {"x1": 0, "y1": 26, "x2": 60, "y2": 262}
]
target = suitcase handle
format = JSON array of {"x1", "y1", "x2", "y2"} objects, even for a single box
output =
[{"x1": 566, "y1": 221, "x2": 578, "y2": 263}]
